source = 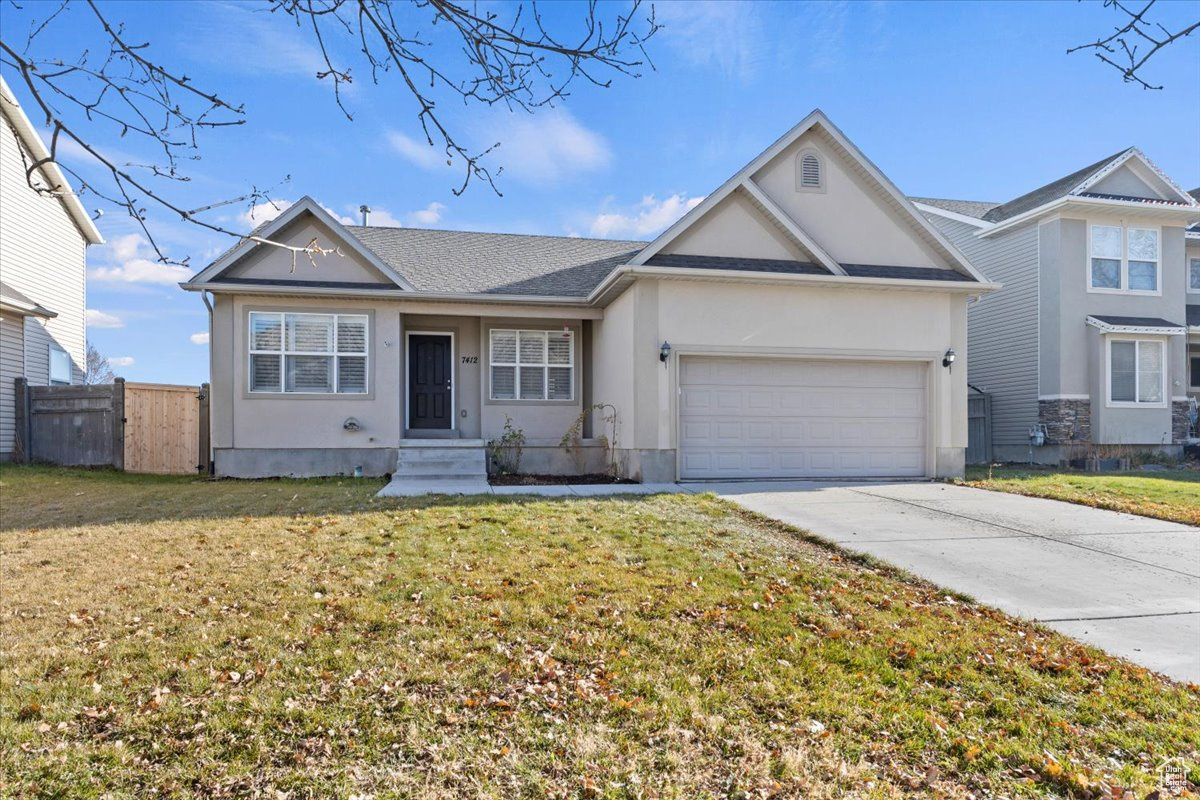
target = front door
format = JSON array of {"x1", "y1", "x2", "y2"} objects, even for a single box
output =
[{"x1": 408, "y1": 334, "x2": 452, "y2": 429}]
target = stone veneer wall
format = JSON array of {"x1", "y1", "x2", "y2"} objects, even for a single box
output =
[
  {"x1": 1173, "y1": 400, "x2": 1193, "y2": 444},
  {"x1": 1037, "y1": 399, "x2": 1091, "y2": 446}
]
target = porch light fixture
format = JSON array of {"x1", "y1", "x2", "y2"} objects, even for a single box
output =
[
  {"x1": 659, "y1": 341, "x2": 672, "y2": 364},
  {"x1": 942, "y1": 348, "x2": 956, "y2": 371}
]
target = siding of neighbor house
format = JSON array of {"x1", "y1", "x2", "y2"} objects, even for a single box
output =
[
  {"x1": 924, "y1": 214, "x2": 1039, "y2": 448},
  {"x1": 0, "y1": 116, "x2": 87, "y2": 387},
  {"x1": 0, "y1": 311, "x2": 25, "y2": 455}
]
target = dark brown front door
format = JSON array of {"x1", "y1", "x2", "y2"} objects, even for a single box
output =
[{"x1": 409, "y1": 334, "x2": 452, "y2": 429}]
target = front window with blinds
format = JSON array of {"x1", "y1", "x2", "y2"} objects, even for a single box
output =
[
  {"x1": 1108, "y1": 339, "x2": 1164, "y2": 406},
  {"x1": 249, "y1": 311, "x2": 368, "y2": 394},
  {"x1": 490, "y1": 329, "x2": 573, "y2": 400}
]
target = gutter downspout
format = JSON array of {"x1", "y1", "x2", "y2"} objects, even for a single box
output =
[{"x1": 201, "y1": 290, "x2": 214, "y2": 473}]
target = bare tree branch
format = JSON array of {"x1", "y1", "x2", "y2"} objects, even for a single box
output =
[
  {"x1": 1068, "y1": 0, "x2": 1199, "y2": 90},
  {"x1": 0, "y1": 0, "x2": 659, "y2": 267}
]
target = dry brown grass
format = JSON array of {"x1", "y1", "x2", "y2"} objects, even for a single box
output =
[{"x1": 2, "y1": 466, "x2": 1197, "y2": 799}]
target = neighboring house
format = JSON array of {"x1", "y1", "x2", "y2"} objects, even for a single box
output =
[
  {"x1": 0, "y1": 78, "x2": 104, "y2": 460},
  {"x1": 1188, "y1": 189, "x2": 1200, "y2": 405},
  {"x1": 182, "y1": 110, "x2": 994, "y2": 482},
  {"x1": 914, "y1": 149, "x2": 1200, "y2": 463}
]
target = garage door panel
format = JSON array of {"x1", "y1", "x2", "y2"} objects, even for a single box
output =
[{"x1": 679, "y1": 357, "x2": 927, "y2": 479}]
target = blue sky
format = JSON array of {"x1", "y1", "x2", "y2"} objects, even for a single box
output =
[{"x1": 5, "y1": 0, "x2": 1198, "y2": 384}]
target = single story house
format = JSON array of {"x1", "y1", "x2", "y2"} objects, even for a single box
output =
[{"x1": 182, "y1": 110, "x2": 995, "y2": 482}]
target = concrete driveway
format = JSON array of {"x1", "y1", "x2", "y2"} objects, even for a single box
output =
[{"x1": 689, "y1": 480, "x2": 1200, "y2": 683}]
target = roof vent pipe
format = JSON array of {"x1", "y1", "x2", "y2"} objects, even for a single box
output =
[{"x1": 359, "y1": 205, "x2": 370, "y2": 226}]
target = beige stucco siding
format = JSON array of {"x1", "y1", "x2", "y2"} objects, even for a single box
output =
[
  {"x1": 665, "y1": 193, "x2": 805, "y2": 261},
  {"x1": 589, "y1": 278, "x2": 969, "y2": 478},
  {"x1": 211, "y1": 293, "x2": 591, "y2": 453},
  {"x1": 224, "y1": 216, "x2": 394, "y2": 284},
  {"x1": 0, "y1": 117, "x2": 87, "y2": 384},
  {"x1": 750, "y1": 129, "x2": 954, "y2": 270}
]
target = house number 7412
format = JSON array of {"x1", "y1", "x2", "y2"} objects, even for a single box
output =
[{"x1": 461, "y1": 356, "x2": 479, "y2": 364}]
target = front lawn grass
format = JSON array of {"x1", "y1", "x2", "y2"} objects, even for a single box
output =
[
  {"x1": 2, "y1": 465, "x2": 1197, "y2": 798},
  {"x1": 962, "y1": 465, "x2": 1200, "y2": 526}
]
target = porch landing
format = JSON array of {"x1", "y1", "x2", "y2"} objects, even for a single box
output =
[{"x1": 378, "y1": 439, "x2": 490, "y2": 497}]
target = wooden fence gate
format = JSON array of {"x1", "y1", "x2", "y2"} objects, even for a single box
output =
[
  {"x1": 12, "y1": 378, "x2": 211, "y2": 474},
  {"x1": 966, "y1": 390, "x2": 993, "y2": 465}
]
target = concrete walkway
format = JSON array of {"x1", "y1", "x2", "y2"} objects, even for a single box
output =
[{"x1": 691, "y1": 480, "x2": 1199, "y2": 683}]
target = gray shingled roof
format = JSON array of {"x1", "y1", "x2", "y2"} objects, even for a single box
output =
[
  {"x1": 344, "y1": 227, "x2": 645, "y2": 297},
  {"x1": 909, "y1": 197, "x2": 999, "y2": 220},
  {"x1": 644, "y1": 254, "x2": 972, "y2": 282},
  {"x1": 644, "y1": 254, "x2": 830, "y2": 275},
  {"x1": 1089, "y1": 315, "x2": 1183, "y2": 329},
  {"x1": 980, "y1": 149, "x2": 1132, "y2": 223}
]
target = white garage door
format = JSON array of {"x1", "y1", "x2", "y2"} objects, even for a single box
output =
[{"x1": 679, "y1": 356, "x2": 927, "y2": 480}]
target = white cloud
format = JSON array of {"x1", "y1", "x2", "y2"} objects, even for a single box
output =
[
  {"x1": 109, "y1": 356, "x2": 135, "y2": 368},
  {"x1": 403, "y1": 202, "x2": 446, "y2": 227},
  {"x1": 237, "y1": 199, "x2": 294, "y2": 229},
  {"x1": 190, "y1": 332, "x2": 210, "y2": 345},
  {"x1": 386, "y1": 131, "x2": 451, "y2": 170},
  {"x1": 86, "y1": 309, "x2": 124, "y2": 329},
  {"x1": 487, "y1": 109, "x2": 611, "y2": 185},
  {"x1": 658, "y1": 1, "x2": 767, "y2": 82},
  {"x1": 588, "y1": 194, "x2": 705, "y2": 239},
  {"x1": 89, "y1": 233, "x2": 194, "y2": 285}
]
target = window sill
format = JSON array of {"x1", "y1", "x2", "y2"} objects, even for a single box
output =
[
  {"x1": 1105, "y1": 401, "x2": 1168, "y2": 410},
  {"x1": 1087, "y1": 286, "x2": 1161, "y2": 296}
]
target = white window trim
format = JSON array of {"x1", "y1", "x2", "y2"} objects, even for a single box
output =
[
  {"x1": 489, "y1": 328, "x2": 575, "y2": 401},
  {"x1": 48, "y1": 344, "x2": 71, "y2": 386},
  {"x1": 247, "y1": 311, "x2": 369, "y2": 394},
  {"x1": 795, "y1": 148, "x2": 825, "y2": 194},
  {"x1": 1086, "y1": 223, "x2": 1162, "y2": 296},
  {"x1": 1188, "y1": 257, "x2": 1200, "y2": 295},
  {"x1": 1105, "y1": 337, "x2": 1167, "y2": 409}
]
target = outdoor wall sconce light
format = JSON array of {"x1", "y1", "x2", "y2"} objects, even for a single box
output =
[
  {"x1": 659, "y1": 341, "x2": 672, "y2": 364},
  {"x1": 942, "y1": 348, "x2": 956, "y2": 371}
]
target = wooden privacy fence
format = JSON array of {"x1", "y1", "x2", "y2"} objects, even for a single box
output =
[
  {"x1": 12, "y1": 378, "x2": 210, "y2": 474},
  {"x1": 966, "y1": 390, "x2": 993, "y2": 465}
]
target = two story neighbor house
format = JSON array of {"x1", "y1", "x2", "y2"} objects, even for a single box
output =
[
  {"x1": 915, "y1": 150, "x2": 1200, "y2": 463},
  {"x1": 183, "y1": 110, "x2": 996, "y2": 483},
  {"x1": 0, "y1": 78, "x2": 104, "y2": 460}
]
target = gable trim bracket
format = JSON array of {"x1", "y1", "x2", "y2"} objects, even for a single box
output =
[{"x1": 737, "y1": 179, "x2": 846, "y2": 275}]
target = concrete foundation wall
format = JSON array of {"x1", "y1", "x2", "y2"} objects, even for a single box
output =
[{"x1": 215, "y1": 447, "x2": 397, "y2": 478}]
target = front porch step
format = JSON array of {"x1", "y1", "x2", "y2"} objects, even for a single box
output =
[{"x1": 391, "y1": 443, "x2": 488, "y2": 480}]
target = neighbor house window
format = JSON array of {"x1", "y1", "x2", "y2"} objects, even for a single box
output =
[
  {"x1": 1191, "y1": 353, "x2": 1200, "y2": 389},
  {"x1": 48, "y1": 345, "x2": 71, "y2": 385},
  {"x1": 248, "y1": 311, "x2": 367, "y2": 394},
  {"x1": 1189, "y1": 258, "x2": 1200, "y2": 293},
  {"x1": 1089, "y1": 224, "x2": 1158, "y2": 292},
  {"x1": 796, "y1": 149, "x2": 823, "y2": 191},
  {"x1": 1108, "y1": 339, "x2": 1164, "y2": 405},
  {"x1": 489, "y1": 329, "x2": 573, "y2": 400}
]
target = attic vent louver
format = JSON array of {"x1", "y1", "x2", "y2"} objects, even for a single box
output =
[{"x1": 797, "y1": 150, "x2": 823, "y2": 191}]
